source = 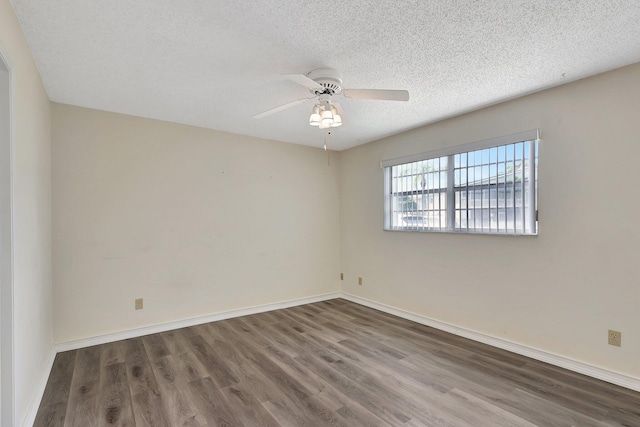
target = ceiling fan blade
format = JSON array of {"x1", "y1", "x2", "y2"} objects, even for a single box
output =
[
  {"x1": 252, "y1": 97, "x2": 315, "y2": 119},
  {"x1": 342, "y1": 89, "x2": 409, "y2": 101},
  {"x1": 283, "y1": 74, "x2": 323, "y2": 90}
]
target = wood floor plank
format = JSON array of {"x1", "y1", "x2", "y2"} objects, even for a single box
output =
[
  {"x1": 277, "y1": 309, "x2": 325, "y2": 332},
  {"x1": 224, "y1": 317, "x2": 274, "y2": 348},
  {"x1": 63, "y1": 346, "x2": 101, "y2": 427},
  {"x1": 299, "y1": 325, "x2": 440, "y2": 404},
  {"x1": 234, "y1": 316, "x2": 353, "y2": 413},
  {"x1": 97, "y1": 362, "x2": 134, "y2": 427},
  {"x1": 437, "y1": 388, "x2": 538, "y2": 427},
  {"x1": 223, "y1": 323, "x2": 350, "y2": 426},
  {"x1": 38, "y1": 351, "x2": 77, "y2": 407},
  {"x1": 174, "y1": 350, "x2": 209, "y2": 384},
  {"x1": 263, "y1": 344, "x2": 347, "y2": 411},
  {"x1": 148, "y1": 354, "x2": 206, "y2": 426},
  {"x1": 263, "y1": 391, "x2": 347, "y2": 427},
  {"x1": 124, "y1": 338, "x2": 160, "y2": 397},
  {"x1": 274, "y1": 319, "x2": 446, "y2": 414},
  {"x1": 294, "y1": 352, "x2": 416, "y2": 425},
  {"x1": 262, "y1": 396, "x2": 313, "y2": 426},
  {"x1": 34, "y1": 350, "x2": 77, "y2": 427},
  {"x1": 33, "y1": 402, "x2": 69, "y2": 427},
  {"x1": 194, "y1": 320, "x2": 287, "y2": 405},
  {"x1": 100, "y1": 342, "x2": 126, "y2": 367},
  {"x1": 326, "y1": 357, "x2": 445, "y2": 424},
  {"x1": 519, "y1": 358, "x2": 640, "y2": 421},
  {"x1": 253, "y1": 323, "x2": 301, "y2": 358},
  {"x1": 157, "y1": 328, "x2": 194, "y2": 356},
  {"x1": 130, "y1": 392, "x2": 169, "y2": 427},
  {"x1": 141, "y1": 334, "x2": 170, "y2": 361},
  {"x1": 123, "y1": 338, "x2": 169, "y2": 427},
  {"x1": 301, "y1": 330, "x2": 365, "y2": 364},
  {"x1": 335, "y1": 404, "x2": 395, "y2": 427},
  {"x1": 336, "y1": 338, "x2": 453, "y2": 396},
  {"x1": 194, "y1": 324, "x2": 252, "y2": 381},
  {"x1": 64, "y1": 395, "x2": 99, "y2": 427},
  {"x1": 187, "y1": 377, "x2": 243, "y2": 426},
  {"x1": 35, "y1": 299, "x2": 640, "y2": 426},
  {"x1": 185, "y1": 334, "x2": 238, "y2": 388},
  {"x1": 222, "y1": 382, "x2": 281, "y2": 427},
  {"x1": 488, "y1": 387, "x2": 614, "y2": 427}
]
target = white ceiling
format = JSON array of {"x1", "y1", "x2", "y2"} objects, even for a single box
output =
[{"x1": 11, "y1": 0, "x2": 640, "y2": 151}]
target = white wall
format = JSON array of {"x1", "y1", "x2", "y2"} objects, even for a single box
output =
[
  {"x1": 52, "y1": 104, "x2": 341, "y2": 343},
  {"x1": 339, "y1": 63, "x2": 640, "y2": 379},
  {"x1": 0, "y1": 0, "x2": 53, "y2": 425},
  {"x1": 0, "y1": 46, "x2": 12, "y2": 427}
]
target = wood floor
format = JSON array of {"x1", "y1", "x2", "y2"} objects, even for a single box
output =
[{"x1": 34, "y1": 299, "x2": 640, "y2": 426}]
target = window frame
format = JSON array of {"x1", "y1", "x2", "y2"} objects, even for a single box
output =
[{"x1": 382, "y1": 130, "x2": 539, "y2": 235}]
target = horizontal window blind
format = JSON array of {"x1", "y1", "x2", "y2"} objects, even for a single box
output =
[{"x1": 383, "y1": 130, "x2": 539, "y2": 235}]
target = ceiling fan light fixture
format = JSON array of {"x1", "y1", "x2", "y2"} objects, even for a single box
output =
[{"x1": 256, "y1": 69, "x2": 409, "y2": 141}]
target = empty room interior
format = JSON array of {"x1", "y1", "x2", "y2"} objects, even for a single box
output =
[{"x1": 1, "y1": 0, "x2": 640, "y2": 426}]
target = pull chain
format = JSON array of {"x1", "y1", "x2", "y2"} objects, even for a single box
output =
[{"x1": 324, "y1": 131, "x2": 331, "y2": 166}]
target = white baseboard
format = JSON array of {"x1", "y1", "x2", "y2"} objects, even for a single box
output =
[
  {"x1": 21, "y1": 345, "x2": 56, "y2": 427},
  {"x1": 54, "y1": 292, "x2": 341, "y2": 353},
  {"x1": 340, "y1": 293, "x2": 640, "y2": 393}
]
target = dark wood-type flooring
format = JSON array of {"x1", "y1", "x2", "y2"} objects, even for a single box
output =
[{"x1": 34, "y1": 299, "x2": 640, "y2": 426}]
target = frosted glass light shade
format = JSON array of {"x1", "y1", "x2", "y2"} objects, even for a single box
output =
[
  {"x1": 309, "y1": 113, "x2": 321, "y2": 126},
  {"x1": 309, "y1": 105, "x2": 321, "y2": 126},
  {"x1": 320, "y1": 107, "x2": 333, "y2": 126}
]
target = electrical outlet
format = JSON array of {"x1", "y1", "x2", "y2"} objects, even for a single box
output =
[
  {"x1": 135, "y1": 298, "x2": 143, "y2": 310},
  {"x1": 608, "y1": 329, "x2": 621, "y2": 347},
  {"x1": 340, "y1": 273, "x2": 344, "y2": 280},
  {"x1": 358, "y1": 277, "x2": 363, "y2": 286}
]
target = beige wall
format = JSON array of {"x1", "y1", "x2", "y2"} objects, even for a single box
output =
[
  {"x1": 52, "y1": 104, "x2": 341, "y2": 343},
  {"x1": 339, "y1": 63, "x2": 640, "y2": 378},
  {"x1": 0, "y1": 0, "x2": 53, "y2": 425}
]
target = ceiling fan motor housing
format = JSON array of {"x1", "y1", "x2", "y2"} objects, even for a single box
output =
[{"x1": 307, "y1": 68, "x2": 343, "y2": 95}]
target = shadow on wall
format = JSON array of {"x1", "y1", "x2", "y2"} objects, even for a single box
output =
[{"x1": 0, "y1": 50, "x2": 15, "y2": 426}]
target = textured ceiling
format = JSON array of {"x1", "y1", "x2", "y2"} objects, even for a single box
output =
[{"x1": 11, "y1": 0, "x2": 640, "y2": 150}]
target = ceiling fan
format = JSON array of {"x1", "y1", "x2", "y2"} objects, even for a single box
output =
[{"x1": 253, "y1": 68, "x2": 410, "y2": 129}]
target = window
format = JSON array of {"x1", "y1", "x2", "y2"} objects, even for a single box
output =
[{"x1": 383, "y1": 130, "x2": 539, "y2": 235}]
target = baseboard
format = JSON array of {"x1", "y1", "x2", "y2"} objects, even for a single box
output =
[
  {"x1": 340, "y1": 293, "x2": 640, "y2": 393},
  {"x1": 21, "y1": 345, "x2": 56, "y2": 427},
  {"x1": 54, "y1": 292, "x2": 341, "y2": 353}
]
